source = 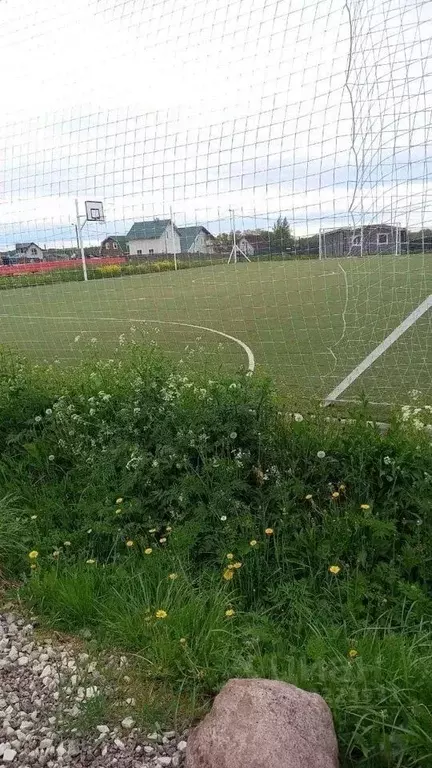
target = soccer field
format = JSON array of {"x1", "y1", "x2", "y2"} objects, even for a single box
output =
[{"x1": 0, "y1": 255, "x2": 430, "y2": 406}]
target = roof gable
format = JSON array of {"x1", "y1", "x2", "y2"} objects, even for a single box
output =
[
  {"x1": 126, "y1": 220, "x2": 172, "y2": 240},
  {"x1": 103, "y1": 235, "x2": 128, "y2": 249},
  {"x1": 177, "y1": 226, "x2": 213, "y2": 252}
]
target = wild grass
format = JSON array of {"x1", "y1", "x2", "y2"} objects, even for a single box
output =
[{"x1": 0, "y1": 344, "x2": 431, "y2": 766}]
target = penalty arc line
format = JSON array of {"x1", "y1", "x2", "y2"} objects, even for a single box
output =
[
  {"x1": 324, "y1": 294, "x2": 432, "y2": 405},
  {"x1": 0, "y1": 314, "x2": 255, "y2": 374}
]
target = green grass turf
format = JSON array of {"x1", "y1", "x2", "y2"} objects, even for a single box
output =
[{"x1": 0, "y1": 254, "x2": 430, "y2": 406}]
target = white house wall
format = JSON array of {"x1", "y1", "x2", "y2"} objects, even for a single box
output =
[
  {"x1": 188, "y1": 232, "x2": 215, "y2": 254},
  {"x1": 128, "y1": 225, "x2": 181, "y2": 256}
]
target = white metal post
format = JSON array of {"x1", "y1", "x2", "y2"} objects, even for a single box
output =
[
  {"x1": 318, "y1": 228, "x2": 322, "y2": 261},
  {"x1": 231, "y1": 209, "x2": 237, "y2": 264},
  {"x1": 75, "y1": 198, "x2": 88, "y2": 282},
  {"x1": 170, "y1": 207, "x2": 178, "y2": 271}
]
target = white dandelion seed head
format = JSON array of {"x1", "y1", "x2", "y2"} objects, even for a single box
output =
[
  {"x1": 317, "y1": 450, "x2": 326, "y2": 459},
  {"x1": 34, "y1": 416, "x2": 42, "y2": 423},
  {"x1": 230, "y1": 432, "x2": 237, "y2": 439},
  {"x1": 45, "y1": 408, "x2": 53, "y2": 416},
  {"x1": 220, "y1": 515, "x2": 227, "y2": 522},
  {"x1": 48, "y1": 455, "x2": 55, "y2": 462}
]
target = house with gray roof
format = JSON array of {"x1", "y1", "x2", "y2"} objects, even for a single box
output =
[
  {"x1": 126, "y1": 219, "x2": 180, "y2": 257},
  {"x1": 177, "y1": 226, "x2": 215, "y2": 255},
  {"x1": 100, "y1": 235, "x2": 128, "y2": 257}
]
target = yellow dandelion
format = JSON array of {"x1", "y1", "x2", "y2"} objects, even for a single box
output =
[
  {"x1": 226, "y1": 553, "x2": 234, "y2": 560},
  {"x1": 166, "y1": 526, "x2": 172, "y2": 532},
  {"x1": 115, "y1": 509, "x2": 122, "y2": 515},
  {"x1": 168, "y1": 573, "x2": 178, "y2": 580},
  {"x1": 360, "y1": 504, "x2": 370, "y2": 510},
  {"x1": 28, "y1": 550, "x2": 39, "y2": 560},
  {"x1": 159, "y1": 537, "x2": 167, "y2": 543},
  {"x1": 64, "y1": 541, "x2": 71, "y2": 547},
  {"x1": 52, "y1": 550, "x2": 60, "y2": 558},
  {"x1": 223, "y1": 568, "x2": 234, "y2": 581},
  {"x1": 179, "y1": 637, "x2": 187, "y2": 645},
  {"x1": 332, "y1": 491, "x2": 340, "y2": 499},
  {"x1": 144, "y1": 547, "x2": 153, "y2": 555},
  {"x1": 348, "y1": 649, "x2": 358, "y2": 658},
  {"x1": 126, "y1": 540, "x2": 134, "y2": 547},
  {"x1": 265, "y1": 528, "x2": 274, "y2": 536},
  {"x1": 86, "y1": 559, "x2": 96, "y2": 565},
  {"x1": 232, "y1": 562, "x2": 242, "y2": 569},
  {"x1": 249, "y1": 540, "x2": 258, "y2": 547},
  {"x1": 116, "y1": 497, "x2": 123, "y2": 504},
  {"x1": 155, "y1": 609, "x2": 168, "y2": 619},
  {"x1": 149, "y1": 528, "x2": 157, "y2": 533},
  {"x1": 305, "y1": 494, "x2": 313, "y2": 500},
  {"x1": 225, "y1": 608, "x2": 235, "y2": 617},
  {"x1": 339, "y1": 484, "x2": 346, "y2": 491},
  {"x1": 328, "y1": 564, "x2": 341, "y2": 574},
  {"x1": 30, "y1": 563, "x2": 37, "y2": 570}
]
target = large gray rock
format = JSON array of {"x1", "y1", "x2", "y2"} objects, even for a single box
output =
[{"x1": 186, "y1": 678, "x2": 339, "y2": 768}]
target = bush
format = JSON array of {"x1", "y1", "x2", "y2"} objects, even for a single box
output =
[
  {"x1": 92, "y1": 264, "x2": 122, "y2": 278},
  {"x1": 0, "y1": 346, "x2": 431, "y2": 765}
]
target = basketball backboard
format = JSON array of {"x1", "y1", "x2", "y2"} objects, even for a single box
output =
[{"x1": 85, "y1": 200, "x2": 104, "y2": 222}]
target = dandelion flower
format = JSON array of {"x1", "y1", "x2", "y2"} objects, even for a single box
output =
[
  {"x1": 226, "y1": 553, "x2": 234, "y2": 560},
  {"x1": 332, "y1": 491, "x2": 340, "y2": 499},
  {"x1": 225, "y1": 609, "x2": 235, "y2": 617},
  {"x1": 348, "y1": 649, "x2": 358, "y2": 659},
  {"x1": 179, "y1": 637, "x2": 187, "y2": 645},
  {"x1": 126, "y1": 540, "x2": 134, "y2": 548},
  {"x1": 305, "y1": 494, "x2": 313, "y2": 501},
  {"x1": 52, "y1": 550, "x2": 60, "y2": 558},
  {"x1": 116, "y1": 497, "x2": 123, "y2": 504},
  {"x1": 232, "y1": 562, "x2": 242, "y2": 569},
  {"x1": 30, "y1": 563, "x2": 37, "y2": 570},
  {"x1": 159, "y1": 537, "x2": 167, "y2": 544},
  {"x1": 144, "y1": 548, "x2": 153, "y2": 555},
  {"x1": 223, "y1": 568, "x2": 234, "y2": 581},
  {"x1": 64, "y1": 541, "x2": 71, "y2": 547},
  {"x1": 28, "y1": 550, "x2": 39, "y2": 560},
  {"x1": 168, "y1": 573, "x2": 178, "y2": 580},
  {"x1": 86, "y1": 559, "x2": 96, "y2": 565},
  {"x1": 265, "y1": 528, "x2": 274, "y2": 536},
  {"x1": 328, "y1": 565, "x2": 341, "y2": 575},
  {"x1": 339, "y1": 484, "x2": 346, "y2": 491},
  {"x1": 155, "y1": 609, "x2": 168, "y2": 619},
  {"x1": 149, "y1": 528, "x2": 157, "y2": 534},
  {"x1": 30, "y1": 515, "x2": 38, "y2": 520},
  {"x1": 166, "y1": 526, "x2": 172, "y2": 532},
  {"x1": 220, "y1": 515, "x2": 227, "y2": 522},
  {"x1": 249, "y1": 540, "x2": 258, "y2": 547},
  {"x1": 115, "y1": 508, "x2": 122, "y2": 515},
  {"x1": 317, "y1": 450, "x2": 326, "y2": 459},
  {"x1": 360, "y1": 504, "x2": 370, "y2": 510}
]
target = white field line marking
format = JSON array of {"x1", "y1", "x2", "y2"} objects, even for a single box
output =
[
  {"x1": 0, "y1": 314, "x2": 255, "y2": 373},
  {"x1": 324, "y1": 294, "x2": 432, "y2": 404}
]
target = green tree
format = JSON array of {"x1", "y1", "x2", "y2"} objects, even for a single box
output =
[{"x1": 270, "y1": 216, "x2": 293, "y2": 254}]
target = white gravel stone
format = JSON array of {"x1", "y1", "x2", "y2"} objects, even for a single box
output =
[
  {"x1": 2, "y1": 748, "x2": 17, "y2": 762},
  {"x1": 177, "y1": 741, "x2": 187, "y2": 752},
  {"x1": 96, "y1": 725, "x2": 110, "y2": 734},
  {"x1": 121, "y1": 717, "x2": 135, "y2": 729},
  {"x1": 18, "y1": 655, "x2": 30, "y2": 667}
]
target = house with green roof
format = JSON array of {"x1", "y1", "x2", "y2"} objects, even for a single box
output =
[
  {"x1": 126, "y1": 219, "x2": 181, "y2": 257},
  {"x1": 177, "y1": 226, "x2": 215, "y2": 255},
  {"x1": 100, "y1": 235, "x2": 128, "y2": 257}
]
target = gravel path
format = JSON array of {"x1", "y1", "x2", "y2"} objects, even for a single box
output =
[{"x1": 0, "y1": 613, "x2": 187, "y2": 767}]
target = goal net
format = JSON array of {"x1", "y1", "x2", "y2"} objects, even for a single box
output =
[{"x1": 0, "y1": 0, "x2": 430, "y2": 409}]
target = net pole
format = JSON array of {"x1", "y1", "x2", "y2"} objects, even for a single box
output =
[
  {"x1": 170, "y1": 207, "x2": 178, "y2": 271},
  {"x1": 318, "y1": 228, "x2": 323, "y2": 260},
  {"x1": 75, "y1": 198, "x2": 88, "y2": 282}
]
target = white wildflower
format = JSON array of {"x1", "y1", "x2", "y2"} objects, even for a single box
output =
[
  {"x1": 220, "y1": 515, "x2": 227, "y2": 522},
  {"x1": 317, "y1": 450, "x2": 326, "y2": 459},
  {"x1": 230, "y1": 432, "x2": 237, "y2": 439},
  {"x1": 45, "y1": 408, "x2": 53, "y2": 416},
  {"x1": 383, "y1": 456, "x2": 392, "y2": 465},
  {"x1": 35, "y1": 416, "x2": 42, "y2": 423},
  {"x1": 48, "y1": 455, "x2": 55, "y2": 462},
  {"x1": 294, "y1": 413, "x2": 304, "y2": 422}
]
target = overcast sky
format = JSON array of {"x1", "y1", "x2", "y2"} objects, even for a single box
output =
[{"x1": 0, "y1": 0, "x2": 431, "y2": 248}]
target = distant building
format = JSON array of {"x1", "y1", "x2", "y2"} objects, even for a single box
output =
[
  {"x1": 238, "y1": 233, "x2": 270, "y2": 256},
  {"x1": 100, "y1": 236, "x2": 128, "y2": 257},
  {"x1": 321, "y1": 224, "x2": 406, "y2": 257},
  {"x1": 177, "y1": 226, "x2": 215, "y2": 254},
  {"x1": 126, "y1": 219, "x2": 181, "y2": 257},
  {"x1": 15, "y1": 242, "x2": 44, "y2": 262}
]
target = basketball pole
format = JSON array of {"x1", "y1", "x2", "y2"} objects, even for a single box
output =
[{"x1": 75, "y1": 198, "x2": 88, "y2": 282}]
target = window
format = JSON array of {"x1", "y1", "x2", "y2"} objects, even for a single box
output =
[
  {"x1": 352, "y1": 234, "x2": 362, "y2": 246},
  {"x1": 149, "y1": 248, "x2": 154, "y2": 255},
  {"x1": 137, "y1": 249, "x2": 142, "y2": 255},
  {"x1": 377, "y1": 232, "x2": 388, "y2": 245},
  {"x1": 31, "y1": 247, "x2": 37, "y2": 254},
  {"x1": 112, "y1": 242, "x2": 118, "y2": 249}
]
